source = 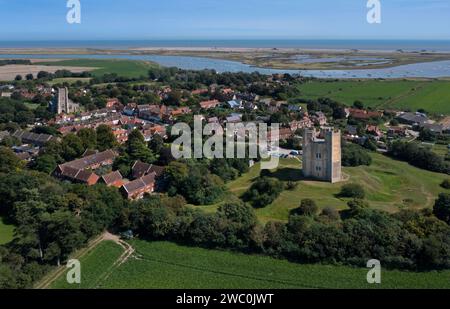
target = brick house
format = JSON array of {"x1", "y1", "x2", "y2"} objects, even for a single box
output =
[
  {"x1": 100, "y1": 171, "x2": 124, "y2": 188},
  {"x1": 121, "y1": 173, "x2": 156, "y2": 200},
  {"x1": 54, "y1": 150, "x2": 117, "y2": 185},
  {"x1": 199, "y1": 99, "x2": 220, "y2": 110}
]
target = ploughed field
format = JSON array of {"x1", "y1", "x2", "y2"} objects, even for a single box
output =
[
  {"x1": 297, "y1": 79, "x2": 450, "y2": 115},
  {"x1": 49, "y1": 240, "x2": 450, "y2": 289}
]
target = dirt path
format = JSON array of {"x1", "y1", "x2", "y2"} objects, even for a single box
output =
[
  {"x1": 89, "y1": 233, "x2": 136, "y2": 288},
  {"x1": 103, "y1": 232, "x2": 135, "y2": 266},
  {"x1": 35, "y1": 232, "x2": 134, "y2": 289}
]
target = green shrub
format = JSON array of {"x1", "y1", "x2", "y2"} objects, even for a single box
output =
[
  {"x1": 441, "y1": 179, "x2": 450, "y2": 190},
  {"x1": 339, "y1": 183, "x2": 366, "y2": 199},
  {"x1": 290, "y1": 199, "x2": 318, "y2": 217}
]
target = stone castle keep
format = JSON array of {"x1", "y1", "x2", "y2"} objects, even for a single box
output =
[{"x1": 302, "y1": 128, "x2": 342, "y2": 183}]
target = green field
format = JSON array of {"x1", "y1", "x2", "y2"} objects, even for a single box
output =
[
  {"x1": 50, "y1": 241, "x2": 124, "y2": 289},
  {"x1": 297, "y1": 79, "x2": 450, "y2": 114},
  {"x1": 197, "y1": 154, "x2": 448, "y2": 223},
  {"x1": 0, "y1": 216, "x2": 15, "y2": 245},
  {"x1": 40, "y1": 59, "x2": 158, "y2": 78},
  {"x1": 50, "y1": 240, "x2": 450, "y2": 289}
]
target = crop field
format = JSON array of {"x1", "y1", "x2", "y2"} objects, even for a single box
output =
[
  {"x1": 0, "y1": 216, "x2": 15, "y2": 245},
  {"x1": 50, "y1": 240, "x2": 450, "y2": 289},
  {"x1": 39, "y1": 59, "x2": 158, "y2": 78},
  {"x1": 297, "y1": 79, "x2": 450, "y2": 114},
  {"x1": 204, "y1": 153, "x2": 449, "y2": 223},
  {"x1": 50, "y1": 241, "x2": 124, "y2": 289}
]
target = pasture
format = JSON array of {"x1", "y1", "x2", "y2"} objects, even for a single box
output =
[
  {"x1": 49, "y1": 240, "x2": 450, "y2": 289},
  {"x1": 297, "y1": 79, "x2": 450, "y2": 114}
]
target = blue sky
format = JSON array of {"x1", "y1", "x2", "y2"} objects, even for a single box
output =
[{"x1": 0, "y1": 0, "x2": 449, "y2": 40}]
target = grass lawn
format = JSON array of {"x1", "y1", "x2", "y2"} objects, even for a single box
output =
[
  {"x1": 0, "y1": 216, "x2": 15, "y2": 245},
  {"x1": 198, "y1": 153, "x2": 448, "y2": 223},
  {"x1": 24, "y1": 102, "x2": 40, "y2": 110},
  {"x1": 40, "y1": 59, "x2": 158, "y2": 79},
  {"x1": 297, "y1": 79, "x2": 450, "y2": 115},
  {"x1": 50, "y1": 240, "x2": 450, "y2": 289}
]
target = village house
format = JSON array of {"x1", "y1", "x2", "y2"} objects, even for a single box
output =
[
  {"x1": 346, "y1": 108, "x2": 382, "y2": 120},
  {"x1": 169, "y1": 106, "x2": 191, "y2": 119},
  {"x1": 123, "y1": 103, "x2": 138, "y2": 116},
  {"x1": 312, "y1": 112, "x2": 328, "y2": 126},
  {"x1": 243, "y1": 101, "x2": 258, "y2": 111},
  {"x1": 191, "y1": 88, "x2": 209, "y2": 95},
  {"x1": 100, "y1": 171, "x2": 124, "y2": 188},
  {"x1": 12, "y1": 130, "x2": 59, "y2": 147},
  {"x1": 106, "y1": 98, "x2": 122, "y2": 109},
  {"x1": 422, "y1": 123, "x2": 445, "y2": 134},
  {"x1": 12, "y1": 144, "x2": 39, "y2": 161},
  {"x1": 121, "y1": 173, "x2": 156, "y2": 200},
  {"x1": 227, "y1": 99, "x2": 243, "y2": 109},
  {"x1": 397, "y1": 112, "x2": 429, "y2": 126},
  {"x1": 221, "y1": 88, "x2": 234, "y2": 96},
  {"x1": 280, "y1": 127, "x2": 294, "y2": 141},
  {"x1": 346, "y1": 125, "x2": 358, "y2": 135},
  {"x1": 199, "y1": 99, "x2": 220, "y2": 110},
  {"x1": 366, "y1": 125, "x2": 383, "y2": 139},
  {"x1": 290, "y1": 117, "x2": 313, "y2": 131},
  {"x1": 131, "y1": 161, "x2": 165, "y2": 180},
  {"x1": 387, "y1": 126, "x2": 407, "y2": 139},
  {"x1": 148, "y1": 124, "x2": 167, "y2": 139},
  {"x1": 56, "y1": 166, "x2": 100, "y2": 186},
  {"x1": 268, "y1": 127, "x2": 294, "y2": 142},
  {"x1": 54, "y1": 150, "x2": 118, "y2": 185},
  {"x1": 112, "y1": 128, "x2": 129, "y2": 144}
]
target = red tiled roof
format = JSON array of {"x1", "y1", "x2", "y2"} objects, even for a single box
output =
[
  {"x1": 122, "y1": 172, "x2": 156, "y2": 194},
  {"x1": 200, "y1": 100, "x2": 220, "y2": 109},
  {"x1": 101, "y1": 171, "x2": 123, "y2": 187}
]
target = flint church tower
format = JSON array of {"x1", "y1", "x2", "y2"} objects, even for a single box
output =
[{"x1": 302, "y1": 128, "x2": 342, "y2": 183}]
